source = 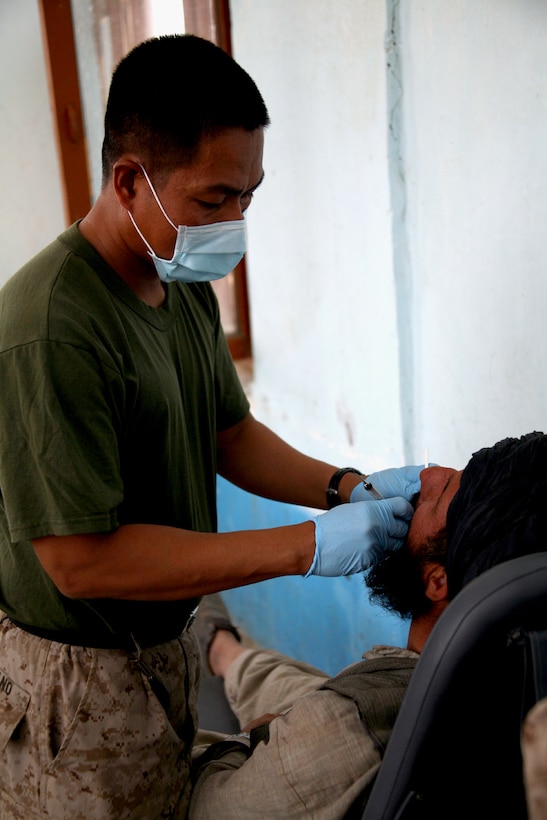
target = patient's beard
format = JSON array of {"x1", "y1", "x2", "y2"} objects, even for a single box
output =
[
  {"x1": 365, "y1": 530, "x2": 448, "y2": 621},
  {"x1": 365, "y1": 547, "x2": 424, "y2": 621}
]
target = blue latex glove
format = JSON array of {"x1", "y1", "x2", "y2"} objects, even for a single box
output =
[
  {"x1": 306, "y1": 497, "x2": 413, "y2": 577},
  {"x1": 350, "y1": 465, "x2": 426, "y2": 504}
]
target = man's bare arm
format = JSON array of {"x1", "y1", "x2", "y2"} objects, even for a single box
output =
[
  {"x1": 32, "y1": 413, "x2": 363, "y2": 602},
  {"x1": 32, "y1": 521, "x2": 316, "y2": 601},
  {"x1": 217, "y1": 412, "x2": 362, "y2": 509}
]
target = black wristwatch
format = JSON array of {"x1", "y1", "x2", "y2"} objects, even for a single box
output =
[{"x1": 326, "y1": 467, "x2": 363, "y2": 508}]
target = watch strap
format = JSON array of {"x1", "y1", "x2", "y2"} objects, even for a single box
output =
[{"x1": 326, "y1": 467, "x2": 363, "y2": 508}]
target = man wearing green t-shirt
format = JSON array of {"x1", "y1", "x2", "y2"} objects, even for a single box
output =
[{"x1": 0, "y1": 35, "x2": 421, "y2": 816}]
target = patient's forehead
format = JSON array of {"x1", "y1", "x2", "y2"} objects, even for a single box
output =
[{"x1": 407, "y1": 467, "x2": 463, "y2": 552}]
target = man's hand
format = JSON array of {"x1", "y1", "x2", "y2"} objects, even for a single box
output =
[
  {"x1": 306, "y1": 497, "x2": 413, "y2": 577},
  {"x1": 351, "y1": 465, "x2": 425, "y2": 503}
]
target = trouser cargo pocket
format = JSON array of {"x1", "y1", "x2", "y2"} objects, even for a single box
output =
[{"x1": 0, "y1": 667, "x2": 30, "y2": 752}]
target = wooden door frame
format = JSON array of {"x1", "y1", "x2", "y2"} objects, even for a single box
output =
[{"x1": 37, "y1": 0, "x2": 92, "y2": 224}]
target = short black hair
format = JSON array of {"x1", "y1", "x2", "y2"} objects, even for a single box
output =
[{"x1": 101, "y1": 34, "x2": 270, "y2": 183}]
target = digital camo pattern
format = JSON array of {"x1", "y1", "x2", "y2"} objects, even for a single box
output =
[{"x1": 0, "y1": 616, "x2": 200, "y2": 818}]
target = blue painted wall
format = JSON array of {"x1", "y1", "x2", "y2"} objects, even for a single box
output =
[{"x1": 217, "y1": 477, "x2": 409, "y2": 677}]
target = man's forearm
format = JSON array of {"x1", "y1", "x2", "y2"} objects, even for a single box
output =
[
  {"x1": 217, "y1": 414, "x2": 363, "y2": 510},
  {"x1": 32, "y1": 521, "x2": 316, "y2": 601}
]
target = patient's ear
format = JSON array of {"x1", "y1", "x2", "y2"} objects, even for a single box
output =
[{"x1": 424, "y1": 563, "x2": 448, "y2": 603}]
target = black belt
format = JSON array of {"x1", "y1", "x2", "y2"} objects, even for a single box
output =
[{"x1": 9, "y1": 606, "x2": 198, "y2": 652}]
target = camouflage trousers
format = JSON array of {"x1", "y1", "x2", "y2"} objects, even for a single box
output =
[{"x1": 0, "y1": 615, "x2": 200, "y2": 818}]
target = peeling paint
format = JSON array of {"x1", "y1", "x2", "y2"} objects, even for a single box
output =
[{"x1": 336, "y1": 398, "x2": 356, "y2": 449}]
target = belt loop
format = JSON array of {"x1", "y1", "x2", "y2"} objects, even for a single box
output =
[{"x1": 185, "y1": 603, "x2": 199, "y2": 632}]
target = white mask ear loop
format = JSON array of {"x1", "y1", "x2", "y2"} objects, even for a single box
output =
[
  {"x1": 127, "y1": 210, "x2": 156, "y2": 257},
  {"x1": 137, "y1": 164, "x2": 178, "y2": 231}
]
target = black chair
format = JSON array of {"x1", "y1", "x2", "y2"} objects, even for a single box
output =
[{"x1": 359, "y1": 552, "x2": 547, "y2": 820}]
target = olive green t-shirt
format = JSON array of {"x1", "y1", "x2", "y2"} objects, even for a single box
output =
[{"x1": 0, "y1": 223, "x2": 249, "y2": 644}]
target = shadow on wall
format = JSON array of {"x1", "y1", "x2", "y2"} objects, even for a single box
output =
[{"x1": 216, "y1": 477, "x2": 409, "y2": 675}]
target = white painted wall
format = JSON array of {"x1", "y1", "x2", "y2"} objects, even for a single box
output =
[
  {"x1": 0, "y1": 0, "x2": 65, "y2": 279},
  {"x1": 232, "y1": 0, "x2": 547, "y2": 474},
  {"x1": 403, "y1": 0, "x2": 547, "y2": 469},
  {"x1": 232, "y1": 0, "x2": 405, "y2": 474}
]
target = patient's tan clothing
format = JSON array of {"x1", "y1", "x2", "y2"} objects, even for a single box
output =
[
  {"x1": 523, "y1": 697, "x2": 547, "y2": 820},
  {"x1": 224, "y1": 646, "x2": 331, "y2": 726},
  {"x1": 191, "y1": 645, "x2": 417, "y2": 820}
]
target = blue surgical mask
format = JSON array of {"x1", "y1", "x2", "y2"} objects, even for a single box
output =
[{"x1": 127, "y1": 165, "x2": 247, "y2": 284}]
